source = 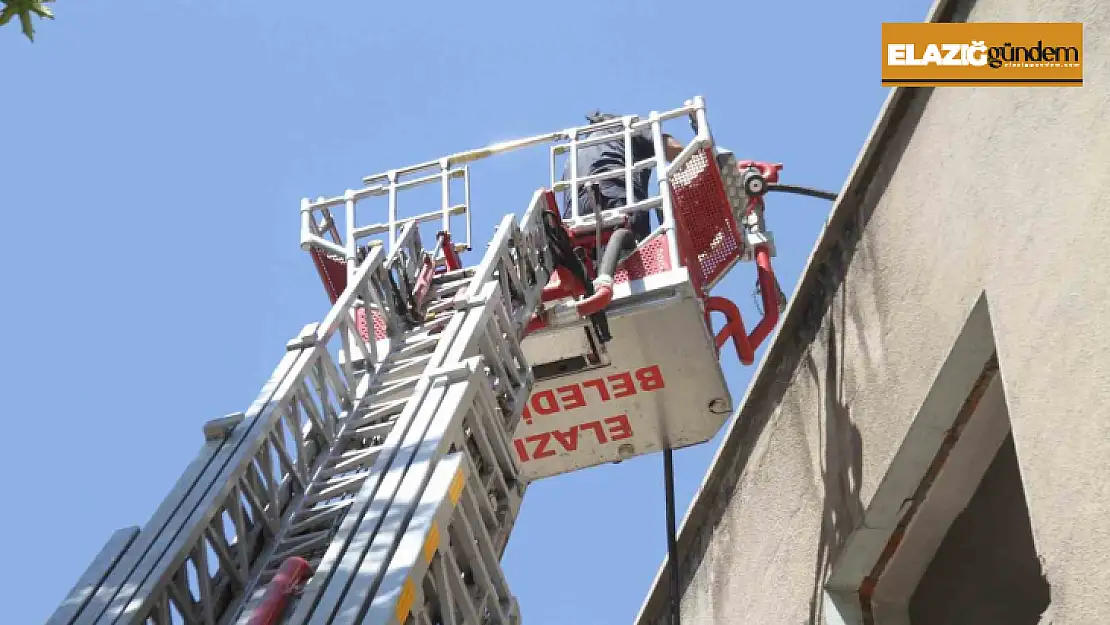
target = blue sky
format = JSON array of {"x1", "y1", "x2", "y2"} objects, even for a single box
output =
[{"x1": 1, "y1": 1, "x2": 933, "y2": 622}]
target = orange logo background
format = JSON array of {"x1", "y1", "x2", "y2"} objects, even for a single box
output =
[{"x1": 881, "y1": 22, "x2": 1083, "y2": 87}]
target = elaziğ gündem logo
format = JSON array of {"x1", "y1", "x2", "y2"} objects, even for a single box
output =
[{"x1": 881, "y1": 22, "x2": 1083, "y2": 87}]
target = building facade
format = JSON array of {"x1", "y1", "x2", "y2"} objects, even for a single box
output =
[{"x1": 635, "y1": 0, "x2": 1109, "y2": 623}]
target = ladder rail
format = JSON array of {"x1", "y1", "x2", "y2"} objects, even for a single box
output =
[
  {"x1": 291, "y1": 285, "x2": 532, "y2": 624},
  {"x1": 463, "y1": 190, "x2": 552, "y2": 325},
  {"x1": 303, "y1": 360, "x2": 481, "y2": 624},
  {"x1": 364, "y1": 446, "x2": 518, "y2": 625},
  {"x1": 224, "y1": 225, "x2": 458, "y2": 624},
  {"x1": 283, "y1": 360, "x2": 465, "y2": 623},
  {"x1": 362, "y1": 227, "x2": 545, "y2": 624},
  {"x1": 74, "y1": 342, "x2": 310, "y2": 625},
  {"x1": 289, "y1": 219, "x2": 547, "y2": 622},
  {"x1": 53, "y1": 242, "x2": 434, "y2": 625}
]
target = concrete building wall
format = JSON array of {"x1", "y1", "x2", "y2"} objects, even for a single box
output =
[{"x1": 635, "y1": 0, "x2": 1110, "y2": 623}]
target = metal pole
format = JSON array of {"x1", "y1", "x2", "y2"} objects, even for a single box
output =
[{"x1": 663, "y1": 447, "x2": 681, "y2": 625}]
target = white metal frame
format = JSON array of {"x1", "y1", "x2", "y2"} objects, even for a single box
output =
[
  {"x1": 299, "y1": 163, "x2": 472, "y2": 289},
  {"x1": 297, "y1": 97, "x2": 719, "y2": 290}
]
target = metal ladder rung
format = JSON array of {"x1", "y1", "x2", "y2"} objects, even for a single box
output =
[
  {"x1": 431, "y1": 268, "x2": 475, "y2": 285},
  {"x1": 388, "y1": 319, "x2": 450, "y2": 348},
  {"x1": 380, "y1": 347, "x2": 437, "y2": 369},
  {"x1": 425, "y1": 299, "x2": 458, "y2": 317},
  {"x1": 395, "y1": 334, "x2": 445, "y2": 359},
  {"x1": 348, "y1": 398, "x2": 409, "y2": 429},
  {"x1": 367, "y1": 373, "x2": 423, "y2": 401},
  {"x1": 290, "y1": 499, "x2": 355, "y2": 535},
  {"x1": 342, "y1": 421, "x2": 395, "y2": 445},
  {"x1": 320, "y1": 447, "x2": 383, "y2": 479},
  {"x1": 376, "y1": 355, "x2": 436, "y2": 385},
  {"x1": 303, "y1": 472, "x2": 371, "y2": 507},
  {"x1": 432, "y1": 279, "x2": 472, "y2": 298},
  {"x1": 269, "y1": 529, "x2": 333, "y2": 563}
]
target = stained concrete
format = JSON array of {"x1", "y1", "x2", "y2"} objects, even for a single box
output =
[{"x1": 634, "y1": 0, "x2": 1110, "y2": 623}]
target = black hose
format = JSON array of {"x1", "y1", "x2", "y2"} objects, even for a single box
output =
[
  {"x1": 663, "y1": 448, "x2": 681, "y2": 625},
  {"x1": 766, "y1": 183, "x2": 838, "y2": 202},
  {"x1": 597, "y1": 228, "x2": 635, "y2": 279}
]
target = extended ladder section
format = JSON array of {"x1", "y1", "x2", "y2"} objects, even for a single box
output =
[{"x1": 47, "y1": 196, "x2": 552, "y2": 625}]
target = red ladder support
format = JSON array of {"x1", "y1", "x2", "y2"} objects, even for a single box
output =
[{"x1": 248, "y1": 557, "x2": 312, "y2": 625}]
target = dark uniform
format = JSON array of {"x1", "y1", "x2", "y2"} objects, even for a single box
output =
[{"x1": 561, "y1": 113, "x2": 661, "y2": 241}]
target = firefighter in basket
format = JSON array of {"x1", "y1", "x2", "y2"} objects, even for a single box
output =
[{"x1": 560, "y1": 110, "x2": 686, "y2": 243}]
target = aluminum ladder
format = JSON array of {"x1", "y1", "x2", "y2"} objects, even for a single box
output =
[{"x1": 47, "y1": 193, "x2": 553, "y2": 625}]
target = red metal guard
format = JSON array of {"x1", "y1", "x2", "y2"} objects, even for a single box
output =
[
  {"x1": 736, "y1": 159, "x2": 783, "y2": 186},
  {"x1": 248, "y1": 556, "x2": 311, "y2": 625},
  {"x1": 309, "y1": 249, "x2": 386, "y2": 342},
  {"x1": 309, "y1": 249, "x2": 348, "y2": 303},
  {"x1": 669, "y1": 146, "x2": 745, "y2": 297},
  {"x1": 438, "y1": 231, "x2": 462, "y2": 272},
  {"x1": 308, "y1": 230, "x2": 459, "y2": 343}
]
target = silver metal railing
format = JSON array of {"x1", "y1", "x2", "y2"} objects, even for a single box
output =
[
  {"x1": 286, "y1": 200, "x2": 551, "y2": 625},
  {"x1": 298, "y1": 97, "x2": 717, "y2": 290},
  {"x1": 50, "y1": 179, "x2": 554, "y2": 624},
  {"x1": 50, "y1": 228, "x2": 445, "y2": 624}
]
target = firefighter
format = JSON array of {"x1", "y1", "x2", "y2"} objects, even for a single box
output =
[{"x1": 561, "y1": 111, "x2": 685, "y2": 242}]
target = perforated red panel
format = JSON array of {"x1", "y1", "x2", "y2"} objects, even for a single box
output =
[
  {"x1": 614, "y1": 235, "x2": 672, "y2": 284},
  {"x1": 354, "y1": 307, "x2": 389, "y2": 343},
  {"x1": 311, "y1": 250, "x2": 388, "y2": 343},
  {"x1": 371, "y1": 310, "x2": 388, "y2": 340},
  {"x1": 540, "y1": 235, "x2": 672, "y2": 292},
  {"x1": 354, "y1": 307, "x2": 369, "y2": 342},
  {"x1": 668, "y1": 147, "x2": 744, "y2": 295}
]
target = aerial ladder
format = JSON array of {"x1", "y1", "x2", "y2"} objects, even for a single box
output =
[{"x1": 47, "y1": 96, "x2": 833, "y2": 625}]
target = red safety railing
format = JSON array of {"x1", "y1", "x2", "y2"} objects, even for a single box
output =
[{"x1": 670, "y1": 149, "x2": 783, "y2": 365}]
